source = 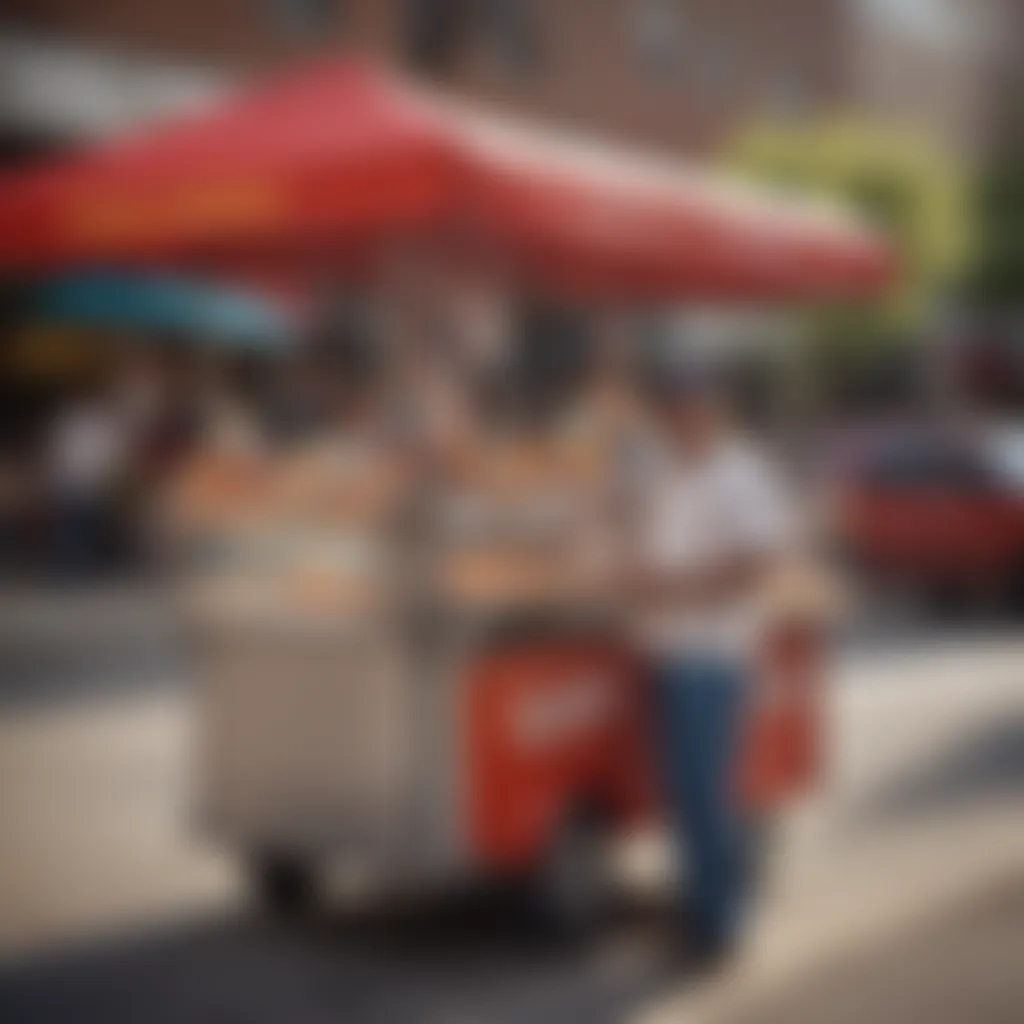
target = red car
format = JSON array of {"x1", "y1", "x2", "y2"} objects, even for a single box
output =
[{"x1": 829, "y1": 426, "x2": 1024, "y2": 609}]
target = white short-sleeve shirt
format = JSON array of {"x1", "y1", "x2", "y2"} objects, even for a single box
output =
[{"x1": 635, "y1": 437, "x2": 794, "y2": 658}]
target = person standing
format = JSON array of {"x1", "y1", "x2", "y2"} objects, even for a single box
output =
[
  {"x1": 626, "y1": 356, "x2": 795, "y2": 963},
  {"x1": 46, "y1": 383, "x2": 130, "y2": 578}
]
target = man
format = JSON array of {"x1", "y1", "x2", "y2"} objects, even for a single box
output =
[
  {"x1": 46, "y1": 383, "x2": 130, "y2": 578},
  {"x1": 626, "y1": 355, "x2": 794, "y2": 963}
]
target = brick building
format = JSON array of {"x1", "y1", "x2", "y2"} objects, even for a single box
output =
[
  {"x1": 851, "y1": 0, "x2": 1019, "y2": 163},
  {"x1": 1, "y1": 0, "x2": 851, "y2": 157}
]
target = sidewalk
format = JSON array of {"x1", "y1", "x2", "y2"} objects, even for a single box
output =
[
  {"x1": 641, "y1": 639, "x2": 1024, "y2": 1023},
  {"x1": 714, "y1": 875, "x2": 1024, "y2": 1024}
]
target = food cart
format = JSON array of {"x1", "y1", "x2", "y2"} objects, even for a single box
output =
[{"x1": 0, "y1": 62, "x2": 892, "y2": 933}]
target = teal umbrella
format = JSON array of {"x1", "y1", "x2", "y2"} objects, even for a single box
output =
[{"x1": 27, "y1": 272, "x2": 296, "y2": 350}]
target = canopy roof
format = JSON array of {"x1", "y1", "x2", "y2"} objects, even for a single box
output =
[{"x1": 0, "y1": 62, "x2": 893, "y2": 301}]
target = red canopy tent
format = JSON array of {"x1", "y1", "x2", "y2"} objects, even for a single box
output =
[{"x1": 0, "y1": 62, "x2": 893, "y2": 300}]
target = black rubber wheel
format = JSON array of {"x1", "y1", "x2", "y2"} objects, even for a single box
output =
[
  {"x1": 923, "y1": 578, "x2": 971, "y2": 621},
  {"x1": 527, "y1": 807, "x2": 614, "y2": 942},
  {"x1": 250, "y1": 853, "x2": 316, "y2": 917},
  {"x1": 1006, "y1": 557, "x2": 1024, "y2": 617}
]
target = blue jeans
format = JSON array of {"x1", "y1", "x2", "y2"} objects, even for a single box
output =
[{"x1": 654, "y1": 653, "x2": 751, "y2": 947}]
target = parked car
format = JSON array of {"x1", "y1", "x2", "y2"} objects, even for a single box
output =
[{"x1": 827, "y1": 424, "x2": 1024, "y2": 611}]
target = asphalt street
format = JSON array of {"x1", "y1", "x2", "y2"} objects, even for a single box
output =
[{"x1": 0, "y1": 900, "x2": 691, "y2": 1024}]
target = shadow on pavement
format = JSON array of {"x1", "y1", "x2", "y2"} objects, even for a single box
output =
[
  {"x1": 854, "y1": 713, "x2": 1024, "y2": 825},
  {"x1": 0, "y1": 895, "x2": 687, "y2": 1024}
]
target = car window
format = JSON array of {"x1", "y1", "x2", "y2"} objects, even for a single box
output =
[
  {"x1": 864, "y1": 442, "x2": 938, "y2": 489},
  {"x1": 983, "y1": 430, "x2": 1024, "y2": 491},
  {"x1": 864, "y1": 439, "x2": 991, "y2": 493},
  {"x1": 939, "y1": 452, "x2": 993, "y2": 491}
]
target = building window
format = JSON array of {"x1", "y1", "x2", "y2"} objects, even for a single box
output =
[
  {"x1": 769, "y1": 68, "x2": 810, "y2": 119},
  {"x1": 479, "y1": 0, "x2": 540, "y2": 73},
  {"x1": 692, "y1": 37, "x2": 738, "y2": 100},
  {"x1": 269, "y1": 0, "x2": 339, "y2": 42},
  {"x1": 631, "y1": 0, "x2": 685, "y2": 79},
  {"x1": 405, "y1": 0, "x2": 468, "y2": 73}
]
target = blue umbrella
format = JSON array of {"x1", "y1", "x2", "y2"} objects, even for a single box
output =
[{"x1": 27, "y1": 272, "x2": 295, "y2": 350}]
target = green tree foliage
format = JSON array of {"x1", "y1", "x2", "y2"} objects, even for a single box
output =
[
  {"x1": 727, "y1": 120, "x2": 969, "y2": 337},
  {"x1": 965, "y1": 130, "x2": 1024, "y2": 308}
]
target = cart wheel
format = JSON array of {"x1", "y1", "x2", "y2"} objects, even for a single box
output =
[
  {"x1": 528, "y1": 807, "x2": 614, "y2": 941},
  {"x1": 250, "y1": 854, "x2": 316, "y2": 917},
  {"x1": 1005, "y1": 557, "x2": 1024, "y2": 615},
  {"x1": 923, "y1": 578, "x2": 971, "y2": 621}
]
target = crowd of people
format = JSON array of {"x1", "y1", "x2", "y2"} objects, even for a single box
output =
[{"x1": 0, "y1": 349, "x2": 210, "y2": 580}]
